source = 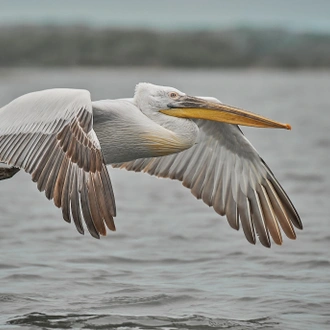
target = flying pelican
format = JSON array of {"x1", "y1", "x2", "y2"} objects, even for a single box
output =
[{"x1": 0, "y1": 83, "x2": 302, "y2": 247}]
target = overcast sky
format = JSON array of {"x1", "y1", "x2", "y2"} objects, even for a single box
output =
[{"x1": 0, "y1": 0, "x2": 329, "y2": 32}]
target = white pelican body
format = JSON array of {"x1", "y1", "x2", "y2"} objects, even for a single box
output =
[{"x1": 0, "y1": 83, "x2": 302, "y2": 247}]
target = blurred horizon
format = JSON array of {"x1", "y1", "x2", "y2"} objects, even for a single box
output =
[
  {"x1": 1, "y1": 0, "x2": 330, "y2": 32},
  {"x1": 1, "y1": 0, "x2": 330, "y2": 68}
]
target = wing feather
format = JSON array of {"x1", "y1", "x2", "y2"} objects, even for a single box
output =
[
  {"x1": 70, "y1": 169, "x2": 84, "y2": 234},
  {"x1": 113, "y1": 119, "x2": 302, "y2": 247},
  {"x1": 0, "y1": 89, "x2": 116, "y2": 238},
  {"x1": 61, "y1": 162, "x2": 73, "y2": 224},
  {"x1": 249, "y1": 188, "x2": 271, "y2": 247},
  {"x1": 238, "y1": 192, "x2": 256, "y2": 244}
]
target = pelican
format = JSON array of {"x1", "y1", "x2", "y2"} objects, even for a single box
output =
[{"x1": 0, "y1": 83, "x2": 302, "y2": 247}]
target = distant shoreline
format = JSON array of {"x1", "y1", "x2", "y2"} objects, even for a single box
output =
[{"x1": 1, "y1": 25, "x2": 330, "y2": 68}]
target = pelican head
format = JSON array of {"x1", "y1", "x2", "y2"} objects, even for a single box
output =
[{"x1": 134, "y1": 82, "x2": 291, "y2": 130}]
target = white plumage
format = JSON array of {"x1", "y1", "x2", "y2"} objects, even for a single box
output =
[{"x1": 0, "y1": 83, "x2": 302, "y2": 247}]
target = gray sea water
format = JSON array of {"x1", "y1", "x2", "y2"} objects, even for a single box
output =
[{"x1": 0, "y1": 68, "x2": 329, "y2": 330}]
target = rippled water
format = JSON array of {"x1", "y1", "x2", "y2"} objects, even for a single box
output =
[{"x1": 0, "y1": 68, "x2": 329, "y2": 329}]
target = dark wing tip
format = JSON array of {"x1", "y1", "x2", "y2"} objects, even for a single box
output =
[{"x1": 0, "y1": 166, "x2": 20, "y2": 180}]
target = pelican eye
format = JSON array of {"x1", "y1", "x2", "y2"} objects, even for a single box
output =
[{"x1": 169, "y1": 92, "x2": 179, "y2": 99}]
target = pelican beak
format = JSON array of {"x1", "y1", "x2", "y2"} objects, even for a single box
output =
[{"x1": 160, "y1": 96, "x2": 291, "y2": 130}]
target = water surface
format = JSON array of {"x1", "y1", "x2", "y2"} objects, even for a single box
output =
[{"x1": 0, "y1": 68, "x2": 329, "y2": 329}]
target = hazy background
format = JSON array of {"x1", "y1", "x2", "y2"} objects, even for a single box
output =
[
  {"x1": 1, "y1": 0, "x2": 330, "y2": 31},
  {"x1": 0, "y1": 0, "x2": 330, "y2": 68},
  {"x1": 1, "y1": 2, "x2": 330, "y2": 330}
]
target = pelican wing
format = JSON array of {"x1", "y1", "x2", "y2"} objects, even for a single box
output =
[
  {"x1": 113, "y1": 120, "x2": 302, "y2": 247},
  {"x1": 0, "y1": 89, "x2": 116, "y2": 238}
]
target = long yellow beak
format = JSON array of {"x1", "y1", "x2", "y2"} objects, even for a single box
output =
[{"x1": 160, "y1": 96, "x2": 291, "y2": 130}]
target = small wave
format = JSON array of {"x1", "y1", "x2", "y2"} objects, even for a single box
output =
[
  {"x1": 283, "y1": 172, "x2": 323, "y2": 183},
  {"x1": 3, "y1": 273, "x2": 44, "y2": 280},
  {"x1": 291, "y1": 259, "x2": 330, "y2": 268},
  {"x1": 0, "y1": 263, "x2": 19, "y2": 269},
  {"x1": 7, "y1": 312, "x2": 278, "y2": 330},
  {"x1": 169, "y1": 234, "x2": 188, "y2": 241},
  {"x1": 66, "y1": 255, "x2": 211, "y2": 265},
  {"x1": 316, "y1": 138, "x2": 330, "y2": 149},
  {"x1": 323, "y1": 235, "x2": 330, "y2": 241},
  {"x1": 0, "y1": 294, "x2": 38, "y2": 303},
  {"x1": 100, "y1": 294, "x2": 192, "y2": 307}
]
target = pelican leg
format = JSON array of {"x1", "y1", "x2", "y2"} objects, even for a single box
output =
[{"x1": 0, "y1": 166, "x2": 20, "y2": 180}]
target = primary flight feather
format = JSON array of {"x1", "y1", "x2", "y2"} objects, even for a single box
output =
[{"x1": 0, "y1": 83, "x2": 302, "y2": 247}]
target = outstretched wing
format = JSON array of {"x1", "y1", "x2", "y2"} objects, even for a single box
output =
[
  {"x1": 113, "y1": 120, "x2": 302, "y2": 247},
  {"x1": 0, "y1": 89, "x2": 116, "y2": 238}
]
